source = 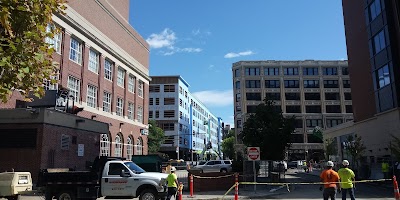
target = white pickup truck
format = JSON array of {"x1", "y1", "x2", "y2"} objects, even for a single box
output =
[{"x1": 37, "y1": 156, "x2": 168, "y2": 200}]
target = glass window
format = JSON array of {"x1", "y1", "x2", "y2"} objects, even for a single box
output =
[
  {"x1": 136, "y1": 138, "x2": 143, "y2": 155},
  {"x1": 284, "y1": 67, "x2": 299, "y2": 75},
  {"x1": 323, "y1": 80, "x2": 339, "y2": 88},
  {"x1": 108, "y1": 163, "x2": 127, "y2": 175},
  {"x1": 149, "y1": 85, "x2": 160, "y2": 92},
  {"x1": 245, "y1": 67, "x2": 260, "y2": 76},
  {"x1": 344, "y1": 93, "x2": 352, "y2": 100},
  {"x1": 306, "y1": 119, "x2": 323, "y2": 128},
  {"x1": 303, "y1": 80, "x2": 319, "y2": 88},
  {"x1": 346, "y1": 105, "x2": 353, "y2": 113},
  {"x1": 45, "y1": 24, "x2": 62, "y2": 54},
  {"x1": 114, "y1": 135, "x2": 123, "y2": 157},
  {"x1": 285, "y1": 93, "x2": 300, "y2": 100},
  {"x1": 235, "y1": 81, "x2": 240, "y2": 89},
  {"x1": 164, "y1": 98, "x2": 175, "y2": 105},
  {"x1": 286, "y1": 105, "x2": 301, "y2": 113},
  {"x1": 235, "y1": 93, "x2": 241, "y2": 102},
  {"x1": 343, "y1": 80, "x2": 351, "y2": 88},
  {"x1": 164, "y1": 85, "x2": 175, "y2": 92},
  {"x1": 137, "y1": 106, "x2": 143, "y2": 123},
  {"x1": 117, "y1": 68, "x2": 125, "y2": 87},
  {"x1": 264, "y1": 67, "x2": 279, "y2": 75},
  {"x1": 116, "y1": 97, "x2": 124, "y2": 116},
  {"x1": 100, "y1": 134, "x2": 110, "y2": 156},
  {"x1": 303, "y1": 67, "x2": 318, "y2": 75},
  {"x1": 126, "y1": 137, "x2": 133, "y2": 161},
  {"x1": 342, "y1": 67, "x2": 349, "y2": 75},
  {"x1": 43, "y1": 70, "x2": 59, "y2": 90},
  {"x1": 306, "y1": 105, "x2": 321, "y2": 113},
  {"x1": 138, "y1": 81, "x2": 144, "y2": 98},
  {"x1": 323, "y1": 67, "x2": 338, "y2": 75},
  {"x1": 369, "y1": 0, "x2": 382, "y2": 21},
  {"x1": 88, "y1": 50, "x2": 99, "y2": 73},
  {"x1": 304, "y1": 93, "x2": 320, "y2": 100},
  {"x1": 67, "y1": 76, "x2": 80, "y2": 102},
  {"x1": 377, "y1": 64, "x2": 390, "y2": 88},
  {"x1": 128, "y1": 75, "x2": 135, "y2": 93},
  {"x1": 325, "y1": 93, "x2": 340, "y2": 100},
  {"x1": 104, "y1": 60, "x2": 113, "y2": 81},
  {"x1": 266, "y1": 93, "x2": 280, "y2": 101},
  {"x1": 246, "y1": 93, "x2": 262, "y2": 101},
  {"x1": 373, "y1": 30, "x2": 386, "y2": 54},
  {"x1": 326, "y1": 105, "x2": 341, "y2": 113},
  {"x1": 128, "y1": 102, "x2": 134, "y2": 120},
  {"x1": 326, "y1": 119, "x2": 343, "y2": 128},
  {"x1": 234, "y1": 69, "x2": 241, "y2": 77},
  {"x1": 69, "y1": 38, "x2": 82, "y2": 64},
  {"x1": 86, "y1": 85, "x2": 97, "y2": 108},
  {"x1": 245, "y1": 80, "x2": 261, "y2": 88},
  {"x1": 103, "y1": 91, "x2": 112, "y2": 113},
  {"x1": 265, "y1": 80, "x2": 280, "y2": 88},
  {"x1": 284, "y1": 80, "x2": 299, "y2": 88}
]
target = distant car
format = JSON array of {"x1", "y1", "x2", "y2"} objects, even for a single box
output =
[
  {"x1": 287, "y1": 161, "x2": 298, "y2": 169},
  {"x1": 193, "y1": 160, "x2": 232, "y2": 173}
]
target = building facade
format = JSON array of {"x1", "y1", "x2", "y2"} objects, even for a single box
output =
[
  {"x1": 149, "y1": 76, "x2": 223, "y2": 161},
  {"x1": 324, "y1": 0, "x2": 400, "y2": 179},
  {"x1": 232, "y1": 60, "x2": 353, "y2": 161},
  {"x1": 0, "y1": 0, "x2": 150, "y2": 159}
]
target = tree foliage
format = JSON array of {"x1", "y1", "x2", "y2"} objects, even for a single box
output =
[
  {"x1": 325, "y1": 138, "x2": 337, "y2": 159},
  {"x1": 221, "y1": 136, "x2": 235, "y2": 159},
  {"x1": 345, "y1": 134, "x2": 366, "y2": 169},
  {"x1": 0, "y1": 0, "x2": 66, "y2": 102},
  {"x1": 147, "y1": 120, "x2": 165, "y2": 153},
  {"x1": 241, "y1": 99, "x2": 295, "y2": 160},
  {"x1": 390, "y1": 134, "x2": 400, "y2": 161}
]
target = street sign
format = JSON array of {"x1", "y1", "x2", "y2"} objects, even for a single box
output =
[{"x1": 247, "y1": 147, "x2": 260, "y2": 161}]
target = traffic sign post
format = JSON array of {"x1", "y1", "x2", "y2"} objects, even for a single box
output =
[{"x1": 247, "y1": 147, "x2": 260, "y2": 192}]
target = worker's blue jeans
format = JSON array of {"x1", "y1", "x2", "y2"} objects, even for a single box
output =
[{"x1": 341, "y1": 188, "x2": 355, "y2": 200}]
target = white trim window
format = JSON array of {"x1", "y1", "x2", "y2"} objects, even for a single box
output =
[
  {"x1": 126, "y1": 137, "x2": 133, "y2": 160},
  {"x1": 100, "y1": 134, "x2": 110, "y2": 156},
  {"x1": 69, "y1": 38, "x2": 82, "y2": 64},
  {"x1": 45, "y1": 24, "x2": 62, "y2": 54},
  {"x1": 138, "y1": 81, "x2": 143, "y2": 98},
  {"x1": 117, "y1": 68, "x2": 125, "y2": 87},
  {"x1": 86, "y1": 85, "x2": 97, "y2": 108},
  {"x1": 136, "y1": 137, "x2": 143, "y2": 155},
  {"x1": 88, "y1": 50, "x2": 99, "y2": 73},
  {"x1": 43, "y1": 70, "x2": 60, "y2": 90},
  {"x1": 128, "y1": 102, "x2": 134, "y2": 120},
  {"x1": 137, "y1": 106, "x2": 143, "y2": 123},
  {"x1": 103, "y1": 91, "x2": 112, "y2": 113},
  {"x1": 104, "y1": 60, "x2": 113, "y2": 81},
  {"x1": 67, "y1": 76, "x2": 80, "y2": 102},
  {"x1": 116, "y1": 97, "x2": 124, "y2": 116},
  {"x1": 128, "y1": 75, "x2": 135, "y2": 93},
  {"x1": 114, "y1": 135, "x2": 122, "y2": 157}
]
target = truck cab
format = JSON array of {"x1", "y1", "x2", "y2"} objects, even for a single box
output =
[{"x1": 101, "y1": 160, "x2": 167, "y2": 199}]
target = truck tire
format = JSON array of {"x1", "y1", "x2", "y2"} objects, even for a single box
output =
[
  {"x1": 57, "y1": 191, "x2": 75, "y2": 200},
  {"x1": 220, "y1": 168, "x2": 227, "y2": 173},
  {"x1": 139, "y1": 189, "x2": 157, "y2": 200},
  {"x1": 6, "y1": 195, "x2": 19, "y2": 200}
]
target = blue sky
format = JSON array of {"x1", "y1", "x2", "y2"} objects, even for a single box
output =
[{"x1": 129, "y1": 0, "x2": 347, "y2": 127}]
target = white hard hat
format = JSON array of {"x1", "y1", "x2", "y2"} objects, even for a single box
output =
[
  {"x1": 171, "y1": 167, "x2": 177, "y2": 172},
  {"x1": 342, "y1": 160, "x2": 350, "y2": 166},
  {"x1": 326, "y1": 161, "x2": 334, "y2": 167}
]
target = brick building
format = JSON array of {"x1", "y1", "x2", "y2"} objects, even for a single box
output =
[{"x1": 0, "y1": 0, "x2": 150, "y2": 159}]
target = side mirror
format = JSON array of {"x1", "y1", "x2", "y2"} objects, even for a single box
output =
[{"x1": 120, "y1": 169, "x2": 131, "y2": 177}]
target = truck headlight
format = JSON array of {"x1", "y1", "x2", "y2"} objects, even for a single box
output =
[{"x1": 159, "y1": 178, "x2": 167, "y2": 187}]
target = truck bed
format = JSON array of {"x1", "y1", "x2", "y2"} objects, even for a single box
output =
[{"x1": 37, "y1": 170, "x2": 99, "y2": 186}]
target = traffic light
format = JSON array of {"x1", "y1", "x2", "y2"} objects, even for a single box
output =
[{"x1": 206, "y1": 141, "x2": 212, "y2": 149}]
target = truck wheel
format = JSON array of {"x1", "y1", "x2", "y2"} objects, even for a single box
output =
[
  {"x1": 57, "y1": 191, "x2": 75, "y2": 200},
  {"x1": 220, "y1": 169, "x2": 227, "y2": 173},
  {"x1": 139, "y1": 189, "x2": 157, "y2": 200},
  {"x1": 6, "y1": 195, "x2": 19, "y2": 200}
]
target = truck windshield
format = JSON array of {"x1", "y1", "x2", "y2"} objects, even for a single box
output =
[{"x1": 124, "y1": 162, "x2": 146, "y2": 173}]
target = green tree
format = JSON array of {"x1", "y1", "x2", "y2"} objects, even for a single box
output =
[
  {"x1": 324, "y1": 138, "x2": 337, "y2": 160},
  {"x1": 390, "y1": 134, "x2": 400, "y2": 161},
  {"x1": 0, "y1": 0, "x2": 66, "y2": 102},
  {"x1": 223, "y1": 129, "x2": 235, "y2": 139},
  {"x1": 241, "y1": 99, "x2": 295, "y2": 160},
  {"x1": 147, "y1": 120, "x2": 165, "y2": 153},
  {"x1": 221, "y1": 136, "x2": 235, "y2": 159},
  {"x1": 345, "y1": 134, "x2": 366, "y2": 169}
]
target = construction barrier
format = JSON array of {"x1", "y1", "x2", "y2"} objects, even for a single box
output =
[
  {"x1": 394, "y1": 175, "x2": 400, "y2": 200},
  {"x1": 234, "y1": 173, "x2": 239, "y2": 200},
  {"x1": 178, "y1": 182, "x2": 183, "y2": 200},
  {"x1": 188, "y1": 174, "x2": 194, "y2": 198}
]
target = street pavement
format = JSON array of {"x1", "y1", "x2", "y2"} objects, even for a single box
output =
[{"x1": 6, "y1": 169, "x2": 395, "y2": 200}]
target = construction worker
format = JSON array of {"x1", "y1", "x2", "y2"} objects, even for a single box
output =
[
  {"x1": 382, "y1": 160, "x2": 389, "y2": 179},
  {"x1": 338, "y1": 160, "x2": 356, "y2": 200},
  {"x1": 166, "y1": 167, "x2": 179, "y2": 200},
  {"x1": 320, "y1": 161, "x2": 340, "y2": 200}
]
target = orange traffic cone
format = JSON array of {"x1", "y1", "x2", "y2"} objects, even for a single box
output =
[{"x1": 393, "y1": 175, "x2": 400, "y2": 200}]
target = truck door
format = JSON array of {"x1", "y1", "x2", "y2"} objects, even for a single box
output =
[{"x1": 101, "y1": 163, "x2": 131, "y2": 196}]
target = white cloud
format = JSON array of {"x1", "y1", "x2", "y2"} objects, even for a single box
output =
[
  {"x1": 192, "y1": 29, "x2": 212, "y2": 36},
  {"x1": 224, "y1": 50, "x2": 255, "y2": 58},
  {"x1": 146, "y1": 28, "x2": 176, "y2": 49},
  {"x1": 163, "y1": 47, "x2": 202, "y2": 56},
  {"x1": 181, "y1": 47, "x2": 202, "y2": 53},
  {"x1": 192, "y1": 90, "x2": 233, "y2": 107}
]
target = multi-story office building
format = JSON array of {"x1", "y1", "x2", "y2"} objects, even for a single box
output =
[
  {"x1": 325, "y1": 0, "x2": 400, "y2": 174},
  {"x1": 149, "y1": 76, "x2": 223, "y2": 161},
  {"x1": 0, "y1": 0, "x2": 150, "y2": 159},
  {"x1": 232, "y1": 60, "x2": 353, "y2": 161}
]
